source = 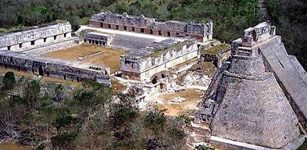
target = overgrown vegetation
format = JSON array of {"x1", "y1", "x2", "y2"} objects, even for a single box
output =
[
  {"x1": 266, "y1": 0, "x2": 307, "y2": 69},
  {"x1": 201, "y1": 44, "x2": 231, "y2": 55},
  {"x1": 0, "y1": 73, "x2": 186, "y2": 149}
]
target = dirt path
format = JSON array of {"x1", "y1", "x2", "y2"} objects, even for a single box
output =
[{"x1": 153, "y1": 89, "x2": 204, "y2": 116}]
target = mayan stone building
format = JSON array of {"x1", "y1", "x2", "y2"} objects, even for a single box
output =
[
  {"x1": 89, "y1": 12, "x2": 213, "y2": 42},
  {"x1": 0, "y1": 21, "x2": 74, "y2": 52},
  {"x1": 199, "y1": 22, "x2": 306, "y2": 149},
  {"x1": 120, "y1": 39, "x2": 199, "y2": 82},
  {"x1": 84, "y1": 32, "x2": 114, "y2": 47},
  {"x1": 0, "y1": 21, "x2": 111, "y2": 85}
]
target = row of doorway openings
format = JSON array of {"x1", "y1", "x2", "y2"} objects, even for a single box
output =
[
  {"x1": 7, "y1": 33, "x2": 67, "y2": 50},
  {"x1": 100, "y1": 23, "x2": 172, "y2": 37}
]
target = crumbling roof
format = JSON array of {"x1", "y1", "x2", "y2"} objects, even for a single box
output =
[{"x1": 123, "y1": 39, "x2": 194, "y2": 60}]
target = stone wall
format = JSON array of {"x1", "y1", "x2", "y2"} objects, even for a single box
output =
[
  {"x1": 120, "y1": 39, "x2": 199, "y2": 82},
  {"x1": 0, "y1": 21, "x2": 73, "y2": 51},
  {"x1": 84, "y1": 32, "x2": 114, "y2": 46},
  {"x1": 89, "y1": 12, "x2": 213, "y2": 42},
  {"x1": 0, "y1": 51, "x2": 111, "y2": 85}
]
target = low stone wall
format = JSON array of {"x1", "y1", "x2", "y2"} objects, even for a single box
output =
[{"x1": 0, "y1": 51, "x2": 111, "y2": 86}]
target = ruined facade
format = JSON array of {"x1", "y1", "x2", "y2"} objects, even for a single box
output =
[
  {"x1": 89, "y1": 12, "x2": 213, "y2": 42},
  {"x1": 120, "y1": 39, "x2": 199, "y2": 82},
  {"x1": 0, "y1": 51, "x2": 110, "y2": 85},
  {"x1": 84, "y1": 32, "x2": 114, "y2": 46},
  {"x1": 0, "y1": 21, "x2": 111, "y2": 85},
  {"x1": 0, "y1": 21, "x2": 73, "y2": 51},
  {"x1": 199, "y1": 22, "x2": 306, "y2": 149}
]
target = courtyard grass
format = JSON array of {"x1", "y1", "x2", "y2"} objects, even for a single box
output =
[{"x1": 43, "y1": 44, "x2": 125, "y2": 73}]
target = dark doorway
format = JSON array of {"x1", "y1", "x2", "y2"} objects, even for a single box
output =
[
  {"x1": 38, "y1": 66, "x2": 44, "y2": 76},
  {"x1": 63, "y1": 75, "x2": 67, "y2": 80},
  {"x1": 141, "y1": 28, "x2": 145, "y2": 33},
  {"x1": 152, "y1": 77, "x2": 158, "y2": 84},
  {"x1": 167, "y1": 32, "x2": 171, "y2": 37}
]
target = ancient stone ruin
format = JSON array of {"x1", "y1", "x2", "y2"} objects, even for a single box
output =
[
  {"x1": 0, "y1": 21, "x2": 111, "y2": 85},
  {"x1": 120, "y1": 39, "x2": 199, "y2": 82},
  {"x1": 84, "y1": 32, "x2": 114, "y2": 47},
  {"x1": 198, "y1": 22, "x2": 306, "y2": 149},
  {"x1": 89, "y1": 12, "x2": 213, "y2": 42},
  {"x1": 0, "y1": 21, "x2": 74, "y2": 52}
]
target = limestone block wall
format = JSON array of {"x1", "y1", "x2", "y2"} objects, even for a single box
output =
[
  {"x1": 121, "y1": 40, "x2": 199, "y2": 82},
  {"x1": 0, "y1": 51, "x2": 111, "y2": 85},
  {"x1": 241, "y1": 22, "x2": 276, "y2": 47},
  {"x1": 0, "y1": 21, "x2": 72, "y2": 51},
  {"x1": 24, "y1": 37, "x2": 79, "y2": 56},
  {"x1": 90, "y1": 12, "x2": 213, "y2": 42},
  {"x1": 84, "y1": 32, "x2": 114, "y2": 46}
]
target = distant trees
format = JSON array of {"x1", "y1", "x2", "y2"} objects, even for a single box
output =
[
  {"x1": 266, "y1": 0, "x2": 307, "y2": 69},
  {"x1": 0, "y1": 0, "x2": 118, "y2": 30}
]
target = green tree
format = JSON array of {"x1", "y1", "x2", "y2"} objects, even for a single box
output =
[{"x1": 2, "y1": 71, "x2": 16, "y2": 90}]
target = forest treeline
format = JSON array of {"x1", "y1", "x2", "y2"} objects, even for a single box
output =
[{"x1": 0, "y1": 0, "x2": 306, "y2": 64}]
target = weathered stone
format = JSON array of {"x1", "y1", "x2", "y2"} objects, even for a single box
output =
[
  {"x1": 0, "y1": 21, "x2": 73, "y2": 51},
  {"x1": 120, "y1": 39, "x2": 199, "y2": 82},
  {"x1": 89, "y1": 12, "x2": 213, "y2": 42},
  {"x1": 199, "y1": 22, "x2": 305, "y2": 149},
  {"x1": 84, "y1": 32, "x2": 114, "y2": 46}
]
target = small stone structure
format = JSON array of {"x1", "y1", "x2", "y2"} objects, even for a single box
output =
[
  {"x1": 89, "y1": 12, "x2": 213, "y2": 42},
  {"x1": 0, "y1": 20, "x2": 74, "y2": 51},
  {"x1": 198, "y1": 22, "x2": 306, "y2": 149},
  {"x1": 84, "y1": 32, "x2": 114, "y2": 46},
  {"x1": 120, "y1": 39, "x2": 199, "y2": 82}
]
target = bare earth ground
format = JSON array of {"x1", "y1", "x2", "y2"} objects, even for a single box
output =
[
  {"x1": 43, "y1": 44, "x2": 125, "y2": 73},
  {"x1": 154, "y1": 89, "x2": 203, "y2": 116}
]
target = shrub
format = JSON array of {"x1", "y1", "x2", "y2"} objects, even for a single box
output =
[{"x1": 2, "y1": 71, "x2": 16, "y2": 90}]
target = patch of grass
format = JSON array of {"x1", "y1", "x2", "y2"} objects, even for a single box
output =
[{"x1": 201, "y1": 44, "x2": 231, "y2": 55}]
